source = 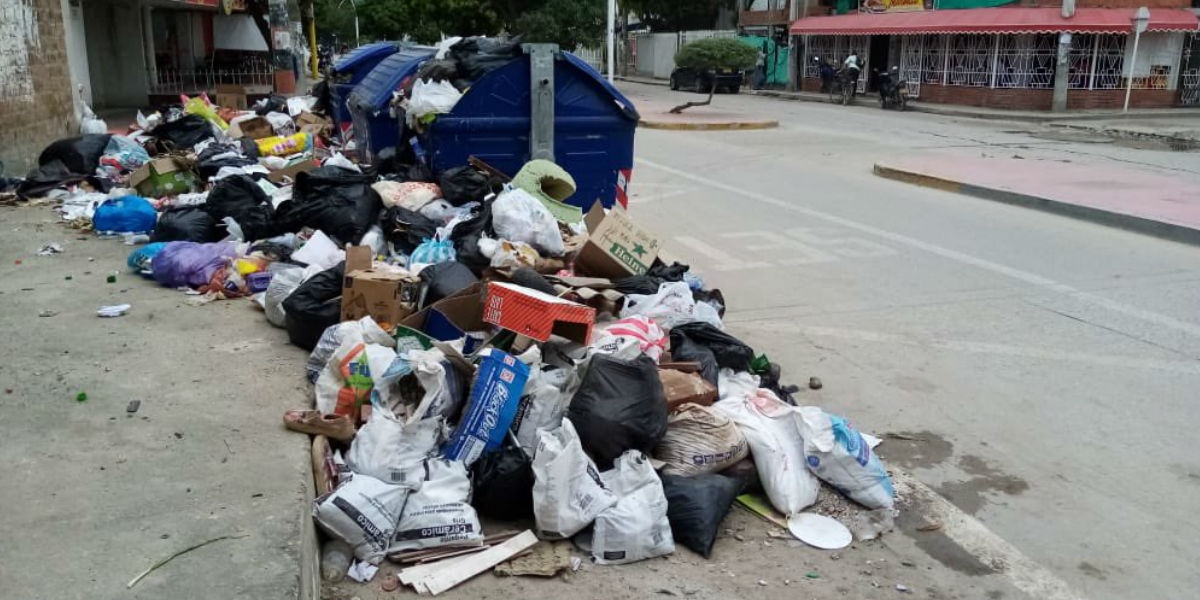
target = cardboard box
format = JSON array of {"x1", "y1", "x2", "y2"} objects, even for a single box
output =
[
  {"x1": 575, "y1": 202, "x2": 661, "y2": 279},
  {"x1": 215, "y1": 84, "x2": 247, "y2": 110},
  {"x1": 237, "y1": 116, "x2": 276, "y2": 140},
  {"x1": 129, "y1": 157, "x2": 197, "y2": 197},
  {"x1": 442, "y1": 349, "x2": 530, "y2": 465},
  {"x1": 482, "y1": 282, "x2": 595, "y2": 344},
  {"x1": 399, "y1": 283, "x2": 491, "y2": 356},
  {"x1": 340, "y1": 246, "x2": 423, "y2": 327},
  {"x1": 659, "y1": 369, "x2": 718, "y2": 411},
  {"x1": 266, "y1": 158, "x2": 317, "y2": 184}
]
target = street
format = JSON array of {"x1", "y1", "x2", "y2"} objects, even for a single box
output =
[{"x1": 619, "y1": 81, "x2": 1200, "y2": 600}]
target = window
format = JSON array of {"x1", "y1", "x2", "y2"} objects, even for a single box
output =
[
  {"x1": 946, "y1": 34, "x2": 994, "y2": 87},
  {"x1": 995, "y1": 34, "x2": 1055, "y2": 89}
]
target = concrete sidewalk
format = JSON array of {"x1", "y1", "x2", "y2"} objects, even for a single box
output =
[
  {"x1": 874, "y1": 153, "x2": 1200, "y2": 246},
  {"x1": 616, "y1": 75, "x2": 1200, "y2": 128},
  {"x1": 0, "y1": 206, "x2": 317, "y2": 600}
]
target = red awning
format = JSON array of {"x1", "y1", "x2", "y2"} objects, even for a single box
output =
[{"x1": 789, "y1": 7, "x2": 1200, "y2": 36}]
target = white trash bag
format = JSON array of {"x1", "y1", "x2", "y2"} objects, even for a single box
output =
[
  {"x1": 514, "y1": 362, "x2": 579, "y2": 457},
  {"x1": 799, "y1": 407, "x2": 895, "y2": 510},
  {"x1": 532, "y1": 418, "x2": 618, "y2": 539},
  {"x1": 713, "y1": 389, "x2": 820, "y2": 516},
  {"x1": 313, "y1": 473, "x2": 408, "y2": 564},
  {"x1": 620, "y1": 281, "x2": 723, "y2": 330},
  {"x1": 407, "y1": 79, "x2": 463, "y2": 126},
  {"x1": 591, "y1": 451, "x2": 675, "y2": 565},
  {"x1": 389, "y1": 458, "x2": 484, "y2": 552},
  {"x1": 492, "y1": 187, "x2": 566, "y2": 257},
  {"x1": 346, "y1": 398, "x2": 442, "y2": 489}
]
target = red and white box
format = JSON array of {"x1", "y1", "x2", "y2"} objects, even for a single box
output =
[{"x1": 483, "y1": 282, "x2": 596, "y2": 344}]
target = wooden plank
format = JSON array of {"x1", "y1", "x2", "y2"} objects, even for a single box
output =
[
  {"x1": 418, "y1": 531, "x2": 539, "y2": 596},
  {"x1": 415, "y1": 546, "x2": 489, "y2": 564},
  {"x1": 398, "y1": 553, "x2": 477, "y2": 586}
]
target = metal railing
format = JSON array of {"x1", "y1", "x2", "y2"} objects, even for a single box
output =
[{"x1": 147, "y1": 64, "x2": 275, "y2": 95}]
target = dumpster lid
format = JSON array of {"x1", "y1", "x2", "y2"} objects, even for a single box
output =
[
  {"x1": 333, "y1": 42, "x2": 399, "y2": 74},
  {"x1": 347, "y1": 46, "x2": 437, "y2": 111},
  {"x1": 560, "y1": 51, "x2": 639, "y2": 121}
]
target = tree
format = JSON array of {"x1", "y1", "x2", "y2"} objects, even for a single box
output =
[
  {"x1": 669, "y1": 37, "x2": 757, "y2": 113},
  {"x1": 624, "y1": 0, "x2": 731, "y2": 32},
  {"x1": 514, "y1": 0, "x2": 605, "y2": 49}
]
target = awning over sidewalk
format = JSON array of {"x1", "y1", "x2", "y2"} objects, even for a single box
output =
[{"x1": 789, "y1": 7, "x2": 1200, "y2": 36}]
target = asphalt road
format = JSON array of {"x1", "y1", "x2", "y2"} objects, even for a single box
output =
[{"x1": 618, "y1": 81, "x2": 1200, "y2": 600}]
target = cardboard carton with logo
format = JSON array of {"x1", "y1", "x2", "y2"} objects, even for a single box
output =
[
  {"x1": 340, "y1": 246, "x2": 423, "y2": 327},
  {"x1": 129, "y1": 157, "x2": 198, "y2": 197},
  {"x1": 575, "y1": 202, "x2": 661, "y2": 279}
]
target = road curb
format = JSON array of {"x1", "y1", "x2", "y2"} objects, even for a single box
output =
[
  {"x1": 639, "y1": 118, "x2": 779, "y2": 131},
  {"x1": 1045, "y1": 121, "x2": 1200, "y2": 148},
  {"x1": 873, "y1": 162, "x2": 1200, "y2": 247}
]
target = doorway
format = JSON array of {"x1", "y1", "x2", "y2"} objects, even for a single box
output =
[{"x1": 868, "y1": 35, "x2": 890, "y2": 93}]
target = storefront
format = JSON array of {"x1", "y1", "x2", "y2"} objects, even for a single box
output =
[{"x1": 791, "y1": 7, "x2": 1200, "y2": 110}]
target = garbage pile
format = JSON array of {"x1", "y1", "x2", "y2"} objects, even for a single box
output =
[{"x1": 9, "y1": 39, "x2": 896, "y2": 595}]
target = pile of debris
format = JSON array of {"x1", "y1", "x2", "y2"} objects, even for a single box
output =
[{"x1": 8, "y1": 42, "x2": 897, "y2": 597}]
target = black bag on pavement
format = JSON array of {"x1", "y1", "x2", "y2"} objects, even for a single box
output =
[
  {"x1": 282, "y1": 262, "x2": 345, "y2": 350},
  {"x1": 471, "y1": 442, "x2": 535, "y2": 521},
  {"x1": 660, "y1": 473, "x2": 742, "y2": 558},
  {"x1": 614, "y1": 261, "x2": 690, "y2": 295},
  {"x1": 419, "y1": 261, "x2": 479, "y2": 307},
  {"x1": 277, "y1": 166, "x2": 381, "y2": 245},
  {"x1": 204, "y1": 175, "x2": 280, "y2": 241},
  {"x1": 36, "y1": 134, "x2": 112, "y2": 176},
  {"x1": 153, "y1": 115, "x2": 213, "y2": 150},
  {"x1": 153, "y1": 206, "x2": 219, "y2": 242},
  {"x1": 438, "y1": 166, "x2": 490, "y2": 206},
  {"x1": 668, "y1": 330, "x2": 720, "y2": 386},
  {"x1": 567, "y1": 354, "x2": 668, "y2": 470}
]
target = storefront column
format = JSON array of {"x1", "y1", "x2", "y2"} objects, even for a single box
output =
[
  {"x1": 989, "y1": 35, "x2": 1000, "y2": 88},
  {"x1": 1052, "y1": 32, "x2": 1071, "y2": 112},
  {"x1": 1087, "y1": 34, "x2": 1100, "y2": 90},
  {"x1": 142, "y1": 4, "x2": 156, "y2": 91}
]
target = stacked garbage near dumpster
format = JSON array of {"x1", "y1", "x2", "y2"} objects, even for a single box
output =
[{"x1": 4, "y1": 38, "x2": 897, "y2": 596}]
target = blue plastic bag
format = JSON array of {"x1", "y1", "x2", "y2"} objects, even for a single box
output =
[
  {"x1": 126, "y1": 242, "x2": 167, "y2": 274},
  {"x1": 410, "y1": 237, "x2": 457, "y2": 265},
  {"x1": 93, "y1": 195, "x2": 157, "y2": 234},
  {"x1": 800, "y1": 407, "x2": 894, "y2": 510},
  {"x1": 150, "y1": 241, "x2": 238, "y2": 288},
  {"x1": 99, "y1": 136, "x2": 150, "y2": 173}
]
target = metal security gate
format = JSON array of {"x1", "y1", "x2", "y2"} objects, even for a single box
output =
[{"x1": 1181, "y1": 33, "x2": 1200, "y2": 106}]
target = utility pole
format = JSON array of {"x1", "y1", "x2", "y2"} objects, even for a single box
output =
[
  {"x1": 607, "y1": 0, "x2": 616, "y2": 82},
  {"x1": 787, "y1": 0, "x2": 802, "y2": 92},
  {"x1": 1051, "y1": 0, "x2": 1075, "y2": 112}
]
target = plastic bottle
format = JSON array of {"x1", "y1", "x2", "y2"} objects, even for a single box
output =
[{"x1": 320, "y1": 539, "x2": 353, "y2": 583}]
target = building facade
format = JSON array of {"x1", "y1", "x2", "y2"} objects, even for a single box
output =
[{"x1": 791, "y1": 1, "x2": 1200, "y2": 110}]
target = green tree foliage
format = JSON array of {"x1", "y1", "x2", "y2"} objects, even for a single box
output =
[
  {"x1": 514, "y1": 0, "x2": 605, "y2": 49},
  {"x1": 674, "y1": 37, "x2": 758, "y2": 72},
  {"x1": 625, "y1": 0, "x2": 730, "y2": 31}
]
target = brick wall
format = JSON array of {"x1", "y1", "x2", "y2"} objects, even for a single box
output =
[
  {"x1": 916, "y1": 83, "x2": 1178, "y2": 110},
  {"x1": 0, "y1": 0, "x2": 77, "y2": 177}
]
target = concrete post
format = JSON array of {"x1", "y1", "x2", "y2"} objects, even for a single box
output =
[
  {"x1": 787, "y1": 0, "x2": 802, "y2": 92},
  {"x1": 1052, "y1": 32, "x2": 1071, "y2": 112},
  {"x1": 141, "y1": 5, "x2": 156, "y2": 92}
]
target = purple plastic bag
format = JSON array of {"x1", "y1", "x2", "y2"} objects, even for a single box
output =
[{"x1": 150, "y1": 242, "x2": 237, "y2": 288}]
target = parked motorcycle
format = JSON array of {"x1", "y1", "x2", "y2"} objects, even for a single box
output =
[{"x1": 877, "y1": 66, "x2": 907, "y2": 111}]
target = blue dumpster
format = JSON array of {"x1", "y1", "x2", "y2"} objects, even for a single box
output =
[
  {"x1": 330, "y1": 42, "x2": 399, "y2": 137},
  {"x1": 347, "y1": 46, "x2": 436, "y2": 164},
  {"x1": 421, "y1": 50, "x2": 640, "y2": 209}
]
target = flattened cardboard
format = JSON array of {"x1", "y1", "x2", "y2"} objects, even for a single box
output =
[
  {"x1": 575, "y1": 202, "x2": 660, "y2": 279},
  {"x1": 482, "y1": 282, "x2": 595, "y2": 344},
  {"x1": 129, "y1": 157, "x2": 196, "y2": 197},
  {"x1": 266, "y1": 158, "x2": 317, "y2": 184},
  {"x1": 238, "y1": 116, "x2": 275, "y2": 140},
  {"x1": 399, "y1": 283, "x2": 490, "y2": 357}
]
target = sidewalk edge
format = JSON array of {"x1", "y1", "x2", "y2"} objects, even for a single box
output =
[{"x1": 873, "y1": 163, "x2": 1200, "y2": 247}]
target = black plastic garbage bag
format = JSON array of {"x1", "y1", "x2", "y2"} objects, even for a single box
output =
[
  {"x1": 153, "y1": 206, "x2": 219, "y2": 242},
  {"x1": 37, "y1": 134, "x2": 111, "y2": 176},
  {"x1": 567, "y1": 354, "x2": 668, "y2": 470},
  {"x1": 447, "y1": 199, "x2": 494, "y2": 274},
  {"x1": 379, "y1": 206, "x2": 437, "y2": 254},
  {"x1": 17, "y1": 161, "x2": 86, "y2": 199},
  {"x1": 438, "y1": 166, "x2": 490, "y2": 206},
  {"x1": 471, "y1": 442, "x2": 535, "y2": 521},
  {"x1": 670, "y1": 322, "x2": 754, "y2": 375},
  {"x1": 450, "y1": 36, "x2": 523, "y2": 81},
  {"x1": 660, "y1": 473, "x2": 742, "y2": 558},
  {"x1": 668, "y1": 330, "x2": 719, "y2": 386},
  {"x1": 152, "y1": 115, "x2": 213, "y2": 150},
  {"x1": 195, "y1": 142, "x2": 256, "y2": 180},
  {"x1": 282, "y1": 262, "x2": 345, "y2": 350},
  {"x1": 204, "y1": 175, "x2": 280, "y2": 241},
  {"x1": 419, "y1": 261, "x2": 478, "y2": 307},
  {"x1": 255, "y1": 94, "x2": 288, "y2": 116},
  {"x1": 614, "y1": 261, "x2": 690, "y2": 295},
  {"x1": 508, "y1": 268, "x2": 556, "y2": 296},
  {"x1": 277, "y1": 166, "x2": 381, "y2": 245}
]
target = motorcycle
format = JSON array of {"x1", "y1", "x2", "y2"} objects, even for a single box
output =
[{"x1": 877, "y1": 67, "x2": 907, "y2": 111}]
